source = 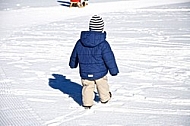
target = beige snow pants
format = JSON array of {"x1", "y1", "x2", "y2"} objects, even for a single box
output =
[{"x1": 81, "y1": 76, "x2": 110, "y2": 106}]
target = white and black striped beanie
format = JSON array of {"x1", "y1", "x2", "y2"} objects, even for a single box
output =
[{"x1": 89, "y1": 15, "x2": 104, "y2": 32}]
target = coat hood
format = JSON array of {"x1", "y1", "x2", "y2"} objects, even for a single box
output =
[{"x1": 80, "y1": 31, "x2": 106, "y2": 47}]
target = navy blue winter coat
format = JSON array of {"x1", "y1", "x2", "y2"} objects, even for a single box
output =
[{"x1": 69, "y1": 31, "x2": 119, "y2": 80}]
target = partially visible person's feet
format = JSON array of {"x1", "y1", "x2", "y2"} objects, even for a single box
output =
[{"x1": 101, "y1": 92, "x2": 112, "y2": 104}]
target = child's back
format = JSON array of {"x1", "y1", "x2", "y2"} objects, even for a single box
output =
[{"x1": 69, "y1": 15, "x2": 119, "y2": 108}]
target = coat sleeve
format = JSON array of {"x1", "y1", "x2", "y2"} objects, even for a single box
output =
[
  {"x1": 102, "y1": 41, "x2": 119, "y2": 76},
  {"x1": 69, "y1": 43, "x2": 78, "y2": 68}
]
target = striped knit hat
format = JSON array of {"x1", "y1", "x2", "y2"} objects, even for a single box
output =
[{"x1": 89, "y1": 15, "x2": 104, "y2": 32}]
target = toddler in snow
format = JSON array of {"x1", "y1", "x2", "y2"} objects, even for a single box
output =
[{"x1": 69, "y1": 15, "x2": 119, "y2": 109}]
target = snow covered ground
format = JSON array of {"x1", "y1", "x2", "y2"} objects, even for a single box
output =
[{"x1": 1, "y1": 0, "x2": 190, "y2": 125}]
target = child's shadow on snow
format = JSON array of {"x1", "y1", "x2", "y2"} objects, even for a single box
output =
[{"x1": 49, "y1": 74, "x2": 100, "y2": 106}]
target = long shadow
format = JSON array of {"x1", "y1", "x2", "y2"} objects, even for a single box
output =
[
  {"x1": 49, "y1": 74, "x2": 100, "y2": 106},
  {"x1": 57, "y1": 1, "x2": 70, "y2": 7}
]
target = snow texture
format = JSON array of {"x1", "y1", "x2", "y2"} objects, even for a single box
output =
[{"x1": 0, "y1": 0, "x2": 190, "y2": 126}]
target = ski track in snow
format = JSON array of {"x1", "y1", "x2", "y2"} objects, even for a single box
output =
[{"x1": 1, "y1": 0, "x2": 190, "y2": 125}]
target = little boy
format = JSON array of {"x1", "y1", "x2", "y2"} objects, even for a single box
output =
[{"x1": 69, "y1": 15, "x2": 119, "y2": 109}]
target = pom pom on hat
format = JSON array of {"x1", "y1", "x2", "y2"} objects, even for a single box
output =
[{"x1": 89, "y1": 15, "x2": 104, "y2": 32}]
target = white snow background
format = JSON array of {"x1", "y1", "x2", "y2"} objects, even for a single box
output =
[{"x1": 1, "y1": 0, "x2": 190, "y2": 125}]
